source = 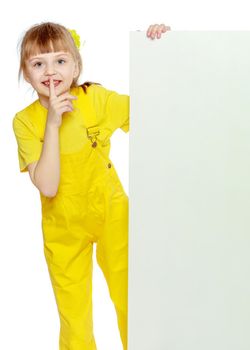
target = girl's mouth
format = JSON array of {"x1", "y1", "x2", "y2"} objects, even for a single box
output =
[{"x1": 42, "y1": 80, "x2": 61, "y2": 87}]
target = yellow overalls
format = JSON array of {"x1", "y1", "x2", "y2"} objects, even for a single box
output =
[{"x1": 14, "y1": 84, "x2": 129, "y2": 350}]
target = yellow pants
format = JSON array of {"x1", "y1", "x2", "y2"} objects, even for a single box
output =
[{"x1": 40, "y1": 139, "x2": 128, "y2": 349}]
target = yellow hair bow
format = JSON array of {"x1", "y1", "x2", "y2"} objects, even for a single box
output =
[{"x1": 68, "y1": 28, "x2": 81, "y2": 50}]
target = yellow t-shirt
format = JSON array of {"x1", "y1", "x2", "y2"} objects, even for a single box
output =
[{"x1": 12, "y1": 84, "x2": 130, "y2": 173}]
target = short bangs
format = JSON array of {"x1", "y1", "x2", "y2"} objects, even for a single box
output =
[{"x1": 23, "y1": 37, "x2": 74, "y2": 61}]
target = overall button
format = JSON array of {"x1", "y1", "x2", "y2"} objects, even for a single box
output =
[
  {"x1": 92, "y1": 141, "x2": 97, "y2": 148},
  {"x1": 107, "y1": 163, "x2": 112, "y2": 168}
]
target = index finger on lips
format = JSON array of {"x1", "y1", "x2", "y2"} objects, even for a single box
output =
[{"x1": 49, "y1": 76, "x2": 57, "y2": 99}]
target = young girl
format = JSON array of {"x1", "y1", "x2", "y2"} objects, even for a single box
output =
[{"x1": 12, "y1": 22, "x2": 170, "y2": 350}]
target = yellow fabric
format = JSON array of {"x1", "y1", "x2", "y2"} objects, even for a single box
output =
[
  {"x1": 12, "y1": 84, "x2": 129, "y2": 173},
  {"x1": 41, "y1": 145, "x2": 129, "y2": 350},
  {"x1": 13, "y1": 83, "x2": 129, "y2": 349}
]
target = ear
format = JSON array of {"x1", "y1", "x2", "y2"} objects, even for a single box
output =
[{"x1": 73, "y1": 63, "x2": 80, "y2": 79}]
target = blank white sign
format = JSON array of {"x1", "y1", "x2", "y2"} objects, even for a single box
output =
[{"x1": 128, "y1": 31, "x2": 250, "y2": 350}]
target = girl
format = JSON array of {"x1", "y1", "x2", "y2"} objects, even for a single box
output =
[{"x1": 12, "y1": 22, "x2": 170, "y2": 350}]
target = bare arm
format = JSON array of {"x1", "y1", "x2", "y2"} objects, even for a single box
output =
[
  {"x1": 28, "y1": 76, "x2": 77, "y2": 197},
  {"x1": 28, "y1": 123, "x2": 60, "y2": 197}
]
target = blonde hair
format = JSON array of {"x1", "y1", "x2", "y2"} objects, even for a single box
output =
[{"x1": 17, "y1": 21, "x2": 101, "y2": 92}]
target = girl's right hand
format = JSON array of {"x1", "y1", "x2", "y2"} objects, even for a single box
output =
[{"x1": 47, "y1": 76, "x2": 78, "y2": 128}]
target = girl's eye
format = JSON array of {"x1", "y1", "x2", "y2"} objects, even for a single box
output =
[
  {"x1": 34, "y1": 62, "x2": 42, "y2": 67},
  {"x1": 32, "y1": 59, "x2": 66, "y2": 68}
]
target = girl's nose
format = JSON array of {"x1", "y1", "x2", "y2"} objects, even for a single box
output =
[{"x1": 45, "y1": 64, "x2": 56, "y2": 75}]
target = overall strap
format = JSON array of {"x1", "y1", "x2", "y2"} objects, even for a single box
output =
[{"x1": 79, "y1": 84, "x2": 100, "y2": 148}]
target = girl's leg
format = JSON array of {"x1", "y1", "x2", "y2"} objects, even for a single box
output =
[
  {"x1": 96, "y1": 190, "x2": 129, "y2": 350},
  {"x1": 42, "y1": 219, "x2": 97, "y2": 350}
]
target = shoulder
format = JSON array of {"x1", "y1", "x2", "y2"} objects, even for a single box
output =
[
  {"x1": 80, "y1": 81, "x2": 103, "y2": 93},
  {"x1": 79, "y1": 82, "x2": 108, "y2": 99},
  {"x1": 81, "y1": 82, "x2": 127, "y2": 108},
  {"x1": 12, "y1": 99, "x2": 46, "y2": 138},
  {"x1": 13, "y1": 101, "x2": 38, "y2": 129},
  {"x1": 77, "y1": 82, "x2": 114, "y2": 114},
  {"x1": 14, "y1": 100, "x2": 38, "y2": 118},
  {"x1": 79, "y1": 81, "x2": 120, "y2": 97}
]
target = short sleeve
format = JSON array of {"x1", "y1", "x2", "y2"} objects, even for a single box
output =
[
  {"x1": 104, "y1": 88, "x2": 130, "y2": 133},
  {"x1": 12, "y1": 115, "x2": 43, "y2": 173}
]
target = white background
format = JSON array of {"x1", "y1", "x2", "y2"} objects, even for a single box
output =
[{"x1": 0, "y1": 0, "x2": 250, "y2": 349}]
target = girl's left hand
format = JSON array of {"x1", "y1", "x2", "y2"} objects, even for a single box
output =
[{"x1": 146, "y1": 24, "x2": 171, "y2": 39}]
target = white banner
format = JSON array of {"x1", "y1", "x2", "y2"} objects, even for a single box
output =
[{"x1": 128, "y1": 31, "x2": 250, "y2": 350}]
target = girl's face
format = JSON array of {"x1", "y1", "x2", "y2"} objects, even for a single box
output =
[{"x1": 24, "y1": 50, "x2": 79, "y2": 107}]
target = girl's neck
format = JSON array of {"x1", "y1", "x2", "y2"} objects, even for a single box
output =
[{"x1": 38, "y1": 95, "x2": 49, "y2": 110}]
